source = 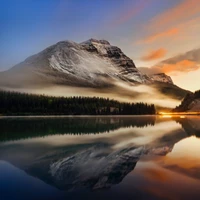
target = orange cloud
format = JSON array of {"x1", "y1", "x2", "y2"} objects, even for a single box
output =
[
  {"x1": 160, "y1": 60, "x2": 199, "y2": 73},
  {"x1": 139, "y1": 48, "x2": 200, "y2": 75},
  {"x1": 139, "y1": 28, "x2": 179, "y2": 44},
  {"x1": 140, "y1": 60, "x2": 199, "y2": 75},
  {"x1": 149, "y1": 0, "x2": 200, "y2": 29},
  {"x1": 137, "y1": 14, "x2": 200, "y2": 46},
  {"x1": 141, "y1": 48, "x2": 167, "y2": 61},
  {"x1": 137, "y1": 0, "x2": 200, "y2": 46}
]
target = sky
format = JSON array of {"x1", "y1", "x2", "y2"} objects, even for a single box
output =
[{"x1": 0, "y1": 0, "x2": 200, "y2": 91}]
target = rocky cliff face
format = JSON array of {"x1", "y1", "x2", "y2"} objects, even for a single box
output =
[{"x1": 81, "y1": 39, "x2": 149, "y2": 83}]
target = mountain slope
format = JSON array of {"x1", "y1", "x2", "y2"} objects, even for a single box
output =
[
  {"x1": 152, "y1": 82, "x2": 190, "y2": 100},
  {"x1": 0, "y1": 38, "x2": 190, "y2": 106},
  {"x1": 174, "y1": 90, "x2": 200, "y2": 112},
  {"x1": 0, "y1": 39, "x2": 150, "y2": 88}
]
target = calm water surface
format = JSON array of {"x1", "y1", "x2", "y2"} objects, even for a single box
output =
[{"x1": 0, "y1": 116, "x2": 200, "y2": 200}]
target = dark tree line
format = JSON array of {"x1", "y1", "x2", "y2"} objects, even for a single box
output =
[
  {"x1": 0, "y1": 90, "x2": 156, "y2": 115},
  {"x1": 174, "y1": 90, "x2": 200, "y2": 112}
]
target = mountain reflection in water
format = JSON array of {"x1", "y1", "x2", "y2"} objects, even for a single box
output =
[{"x1": 0, "y1": 116, "x2": 199, "y2": 200}]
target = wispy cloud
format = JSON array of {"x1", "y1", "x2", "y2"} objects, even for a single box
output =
[
  {"x1": 148, "y1": 0, "x2": 200, "y2": 29},
  {"x1": 141, "y1": 48, "x2": 167, "y2": 61},
  {"x1": 139, "y1": 48, "x2": 200, "y2": 74},
  {"x1": 157, "y1": 60, "x2": 198, "y2": 74},
  {"x1": 137, "y1": 1, "x2": 200, "y2": 45},
  {"x1": 139, "y1": 28, "x2": 179, "y2": 44},
  {"x1": 112, "y1": 0, "x2": 152, "y2": 27}
]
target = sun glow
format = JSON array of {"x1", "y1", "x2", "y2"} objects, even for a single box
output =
[
  {"x1": 159, "y1": 111, "x2": 200, "y2": 116},
  {"x1": 159, "y1": 115, "x2": 172, "y2": 118}
]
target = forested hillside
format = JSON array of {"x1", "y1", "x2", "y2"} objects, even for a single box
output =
[{"x1": 0, "y1": 91, "x2": 156, "y2": 115}]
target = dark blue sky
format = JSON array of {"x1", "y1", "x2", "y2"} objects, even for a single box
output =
[
  {"x1": 0, "y1": 0, "x2": 129, "y2": 68},
  {"x1": 0, "y1": 0, "x2": 182, "y2": 69}
]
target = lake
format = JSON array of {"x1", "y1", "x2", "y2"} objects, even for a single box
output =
[{"x1": 0, "y1": 116, "x2": 200, "y2": 200}]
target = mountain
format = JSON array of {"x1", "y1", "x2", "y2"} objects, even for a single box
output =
[
  {"x1": 174, "y1": 90, "x2": 200, "y2": 112},
  {"x1": 0, "y1": 39, "x2": 149, "y2": 88},
  {"x1": 0, "y1": 38, "x2": 190, "y2": 105}
]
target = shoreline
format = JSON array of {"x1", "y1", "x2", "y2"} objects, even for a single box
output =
[
  {"x1": 0, "y1": 115, "x2": 157, "y2": 118},
  {"x1": 0, "y1": 113, "x2": 199, "y2": 118}
]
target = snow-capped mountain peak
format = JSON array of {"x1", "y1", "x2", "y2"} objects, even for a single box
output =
[
  {"x1": 44, "y1": 38, "x2": 151, "y2": 85},
  {"x1": 81, "y1": 38, "x2": 110, "y2": 45},
  {"x1": 0, "y1": 38, "x2": 176, "y2": 88}
]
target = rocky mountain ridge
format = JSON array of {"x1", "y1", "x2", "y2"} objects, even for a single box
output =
[
  {"x1": 0, "y1": 38, "x2": 174, "y2": 87},
  {"x1": 150, "y1": 73, "x2": 173, "y2": 84}
]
